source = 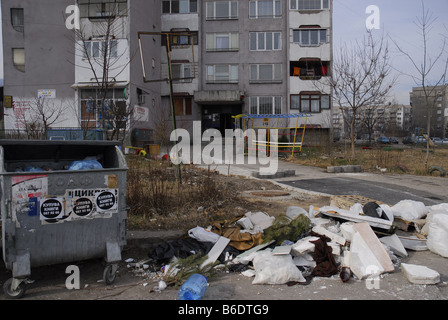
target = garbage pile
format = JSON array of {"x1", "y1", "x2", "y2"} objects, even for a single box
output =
[{"x1": 145, "y1": 197, "x2": 448, "y2": 299}]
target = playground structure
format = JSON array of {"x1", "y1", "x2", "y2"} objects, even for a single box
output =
[{"x1": 233, "y1": 113, "x2": 312, "y2": 156}]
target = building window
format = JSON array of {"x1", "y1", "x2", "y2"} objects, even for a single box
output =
[
  {"x1": 206, "y1": 65, "x2": 238, "y2": 83},
  {"x1": 12, "y1": 48, "x2": 25, "y2": 72},
  {"x1": 83, "y1": 40, "x2": 118, "y2": 59},
  {"x1": 250, "y1": 64, "x2": 282, "y2": 83},
  {"x1": 162, "y1": 31, "x2": 198, "y2": 46},
  {"x1": 78, "y1": 0, "x2": 128, "y2": 19},
  {"x1": 290, "y1": 93, "x2": 330, "y2": 113},
  {"x1": 162, "y1": 0, "x2": 197, "y2": 14},
  {"x1": 171, "y1": 63, "x2": 193, "y2": 82},
  {"x1": 249, "y1": 0, "x2": 281, "y2": 19},
  {"x1": 290, "y1": 0, "x2": 330, "y2": 10},
  {"x1": 206, "y1": 33, "x2": 239, "y2": 51},
  {"x1": 250, "y1": 96, "x2": 282, "y2": 114},
  {"x1": 206, "y1": 1, "x2": 238, "y2": 20},
  {"x1": 11, "y1": 8, "x2": 24, "y2": 32},
  {"x1": 290, "y1": 60, "x2": 330, "y2": 80},
  {"x1": 80, "y1": 88, "x2": 127, "y2": 129},
  {"x1": 174, "y1": 96, "x2": 192, "y2": 116},
  {"x1": 249, "y1": 32, "x2": 282, "y2": 51},
  {"x1": 293, "y1": 28, "x2": 327, "y2": 46}
]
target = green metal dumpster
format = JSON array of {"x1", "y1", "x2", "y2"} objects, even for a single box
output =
[{"x1": 0, "y1": 140, "x2": 128, "y2": 298}]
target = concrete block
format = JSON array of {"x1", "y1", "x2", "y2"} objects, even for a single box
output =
[
  {"x1": 401, "y1": 263, "x2": 440, "y2": 285},
  {"x1": 379, "y1": 234, "x2": 408, "y2": 258},
  {"x1": 340, "y1": 222, "x2": 356, "y2": 242},
  {"x1": 341, "y1": 165, "x2": 362, "y2": 173},
  {"x1": 348, "y1": 223, "x2": 394, "y2": 279},
  {"x1": 312, "y1": 225, "x2": 346, "y2": 245},
  {"x1": 327, "y1": 166, "x2": 342, "y2": 173},
  {"x1": 291, "y1": 236, "x2": 319, "y2": 255}
]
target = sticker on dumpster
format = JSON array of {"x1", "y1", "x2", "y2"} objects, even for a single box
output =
[
  {"x1": 65, "y1": 188, "x2": 118, "y2": 220},
  {"x1": 72, "y1": 197, "x2": 94, "y2": 216},
  {"x1": 11, "y1": 175, "x2": 48, "y2": 222},
  {"x1": 40, "y1": 198, "x2": 64, "y2": 220},
  {"x1": 95, "y1": 190, "x2": 118, "y2": 213}
]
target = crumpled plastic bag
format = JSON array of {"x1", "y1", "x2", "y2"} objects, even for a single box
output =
[
  {"x1": 68, "y1": 159, "x2": 103, "y2": 171},
  {"x1": 188, "y1": 226, "x2": 221, "y2": 243},
  {"x1": 252, "y1": 250, "x2": 305, "y2": 285},
  {"x1": 391, "y1": 200, "x2": 428, "y2": 221}
]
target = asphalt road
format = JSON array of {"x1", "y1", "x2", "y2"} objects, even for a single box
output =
[{"x1": 277, "y1": 176, "x2": 447, "y2": 206}]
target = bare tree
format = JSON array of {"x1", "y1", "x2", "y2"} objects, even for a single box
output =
[
  {"x1": 16, "y1": 96, "x2": 66, "y2": 139},
  {"x1": 323, "y1": 31, "x2": 396, "y2": 159},
  {"x1": 391, "y1": 1, "x2": 448, "y2": 170},
  {"x1": 68, "y1": 1, "x2": 136, "y2": 142}
]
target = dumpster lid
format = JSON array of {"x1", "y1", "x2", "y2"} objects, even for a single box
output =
[{"x1": 0, "y1": 140, "x2": 121, "y2": 147}]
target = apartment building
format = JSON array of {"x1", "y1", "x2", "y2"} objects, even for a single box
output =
[
  {"x1": 410, "y1": 85, "x2": 448, "y2": 138},
  {"x1": 2, "y1": 0, "x2": 333, "y2": 143}
]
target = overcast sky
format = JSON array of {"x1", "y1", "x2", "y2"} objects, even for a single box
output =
[
  {"x1": 0, "y1": 0, "x2": 447, "y2": 104},
  {"x1": 333, "y1": 0, "x2": 448, "y2": 104}
]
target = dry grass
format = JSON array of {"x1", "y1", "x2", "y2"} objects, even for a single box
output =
[
  {"x1": 125, "y1": 155, "x2": 249, "y2": 231},
  {"x1": 288, "y1": 144, "x2": 448, "y2": 176}
]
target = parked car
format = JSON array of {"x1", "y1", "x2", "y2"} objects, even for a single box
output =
[
  {"x1": 442, "y1": 138, "x2": 448, "y2": 145},
  {"x1": 416, "y1": 136, "x2": 426, "y2": 144},
  {"x1": 432, "y1": 137, "x2": 443, "y2": 145},
  {"x1": 377, "y1": 136, "x2": 390, "y2": 144},
  {"x1": 402, "y1": 136, "x2": 415, "y2": 144},
  {"x1": 389, "y1": 137, "x2": 399, "y2": 144}
]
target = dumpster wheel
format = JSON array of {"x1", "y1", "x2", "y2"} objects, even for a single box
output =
[
  {"x1": 103, "y1": 264, "x2": 118, "y2": 285},
  {"x1": 3, "y1": 278, "x2": 26, "y2": 299}
]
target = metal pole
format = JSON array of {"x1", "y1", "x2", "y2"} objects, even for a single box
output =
[{"x1": 165, "y1": 34, "x2": 182, "y2": 184}]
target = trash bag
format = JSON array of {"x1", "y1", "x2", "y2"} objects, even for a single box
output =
[
  {"x1": 252, "y1": 250, "x2": 306, "y2": 285},
  {"x1": 149, "y1": 237, "x2": 241, "y2": 265},
  {"x1": 363, "y1": 202, "x2": 389, "y2": 220},
  {"x1": 427, "y1": 212, "x2": 448, "y2": 258},
  {"x1": 68, "y1": 159, "x2": 103, "y2": 171},
  {"x1": 391, "y1": 200, "x2": 428, "y2": 221},
  {"x1": 263, "y1": 214, "x2": 311, "y2": 245}
]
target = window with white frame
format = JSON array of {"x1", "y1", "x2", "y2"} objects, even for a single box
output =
[
  {"x1": 250, "y1": 32, "x2": 282, "y2": 51},
  {"x1": 290, "y1": 93, "x2": 330, "y2": 113},
  {"x1": 83, "y1": 40, "x2": 118, "y2": 59},
  {"x1": 250, "y1": 96, "x2": 282, "y2": 114},
  {"x1": 207, "y1": 65, "x2": 238, "y2": 83},
  {"x1": 206, "y1": 1, "x2": 238, "y2": 20},
  {"x1": 293, "y1": 28, "x2": 327, "y2": 46},
  {"x1": 250, "y1": 64, "x2": 282, "y2": 83},
  {"x1": 80, "y1": 88, "x2": 127, "y2": 129},
  {"x1": 162, "y1": 0, "x2": 198, "y2": 13},
  {"x1": 290, "y1": 0, "x2": 329, "y2": 10},
  {"x1": 249, "y1": 0, "x2": 281, "y2": 18},
  {"x1": 206, "y1": 33, "x2": 239, "y2": 51}
]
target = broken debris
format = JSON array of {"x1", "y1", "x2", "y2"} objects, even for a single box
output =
[{"x1": 142, "y1": 197, "x2": 448, "y2": 298}]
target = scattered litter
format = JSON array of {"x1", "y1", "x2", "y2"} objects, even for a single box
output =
[{"x1": 139, "y1": 195, "x2": 448, "y2": 295}]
